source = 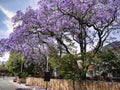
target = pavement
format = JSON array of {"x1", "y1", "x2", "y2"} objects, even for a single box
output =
[
  {"x1": 0, "y1": 77, "x2": 16, "y2": 90},
  {"x1": 9, "y1": 79, "x2": 48, "y2": 90},
  {"x1": 0, "y1": 77, "x2": 50, "y2": 90}
]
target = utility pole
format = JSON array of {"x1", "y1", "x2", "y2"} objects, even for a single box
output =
[{"x1": 21, "y1": 56, "x2": 23, "y2": 73}]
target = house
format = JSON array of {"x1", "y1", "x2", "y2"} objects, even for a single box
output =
[{"x1": 86, "y1": 64, "x2": 96, "y2": 78}]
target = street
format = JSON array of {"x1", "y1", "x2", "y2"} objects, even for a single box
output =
[{"x1": 0, "y1": 77, "x2": 31, "y2": 90}]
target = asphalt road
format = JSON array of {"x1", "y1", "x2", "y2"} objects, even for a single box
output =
[{"x1": 0, "y1": 77, "x2": 31, "y2": 90}]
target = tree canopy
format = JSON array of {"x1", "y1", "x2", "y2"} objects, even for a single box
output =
[{"x1": 0, "y1": 0, "x2": 120, "y2": 77}]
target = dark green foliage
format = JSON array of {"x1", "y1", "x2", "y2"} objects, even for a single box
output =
[
  {"x1": 49, "y1": 54, "x2": 83, "y2": 80},
  {"x1": 6, "y1": 51, "x2": 24, "y2": 75},
  {"x1": 93, "y1": 50, "x2": 119, "y2": 72},
  {"x1": 6, "y1": 51, "x2": 44, "y2": 78}
]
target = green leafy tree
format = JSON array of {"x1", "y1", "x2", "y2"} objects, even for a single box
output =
[
  {"x1": 24, "y1": 59, "x2": 45, "y2": 77},
  {"x1": 6, "y1": 51, "x2": 24, "y2": 75},
  {"x1": 49, "y1": 54, "x2": 84, "y2": 90},
  {"x1": 49, "y1": 54, "x2": 83, "y2": 80},
  {"x1": 0, "y1": 64, "x2": 8, "y2": 75},
  {"x1": 93, "y1": 50, "x2": 118, "y2": 72},
  {"x1": 7, "y1": 51, "x2": 45, "y2": 78}
]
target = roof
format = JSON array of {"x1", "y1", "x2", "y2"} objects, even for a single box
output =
[{"x1": 87, "y1": 64, "x2": 95, "y2": 70}]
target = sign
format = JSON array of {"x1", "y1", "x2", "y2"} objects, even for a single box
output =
[{"x1": 44, "y1": 71, "x2": 50, "y2": 81}]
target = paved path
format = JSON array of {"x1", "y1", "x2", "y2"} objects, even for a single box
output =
[
  {"x1": 0, "y1": 77, "x2": 49, "y2": 90},
  {"x1": 0, "y1": 77, "x2": 16, "y2": 90},
  {"x1": 0, "y1": 77, "x2": 31, "y2": 90}
]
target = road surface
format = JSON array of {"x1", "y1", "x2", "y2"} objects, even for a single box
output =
[{"x1": 0, "y1": 77, "x2": 31, "y2": 90}]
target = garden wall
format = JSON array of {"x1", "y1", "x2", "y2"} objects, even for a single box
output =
[{"x1": 26, "y1": 77, "x2": 120, "y2": 90}]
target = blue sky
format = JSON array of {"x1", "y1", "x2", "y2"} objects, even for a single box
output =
[
  {"x1": 0, "y1": 0, "x2": 39, "y2": 61},
  {"x1": 0, "y1": 0, "x2": 39, "y2": 39}
]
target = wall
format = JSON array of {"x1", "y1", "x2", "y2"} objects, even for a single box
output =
[{"x1": 26, "y1": 77, "x2": 120, "y2": 90}]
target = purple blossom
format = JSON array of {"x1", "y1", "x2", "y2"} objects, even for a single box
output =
[{"x1": 0, "y1": 0, "x2": 119, "y2": 66}]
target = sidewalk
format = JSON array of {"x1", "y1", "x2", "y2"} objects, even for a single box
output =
[{"x1": 9, "y1": 80, "x2": 48, "y2": 90}]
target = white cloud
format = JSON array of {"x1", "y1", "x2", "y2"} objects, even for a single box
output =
[
  {"x1": 0, "y1": 21, "x2": 13, "y2": 38},
  {"x1": 2, "y1": 19, "x2": 13, "y2": 35},
  {"x1": 0, "y1": 1, "x2": 38, "y2": 39},
  {"x1": 29, "y1": 0, "x2": 39, "y2": 9},
  {"x1": 0, "y1": 52, "x2": 10, "y2": 62},
  {"x1": 0, "y1": 5, "x2": 15, "y2": 19},
  {"x1": 0, "y1": 6, "x2": 15, "y2": 38}
]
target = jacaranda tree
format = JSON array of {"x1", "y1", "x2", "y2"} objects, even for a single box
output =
[{"x1": 0, "y1": 0, "x2": 120, "y2": 79}]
